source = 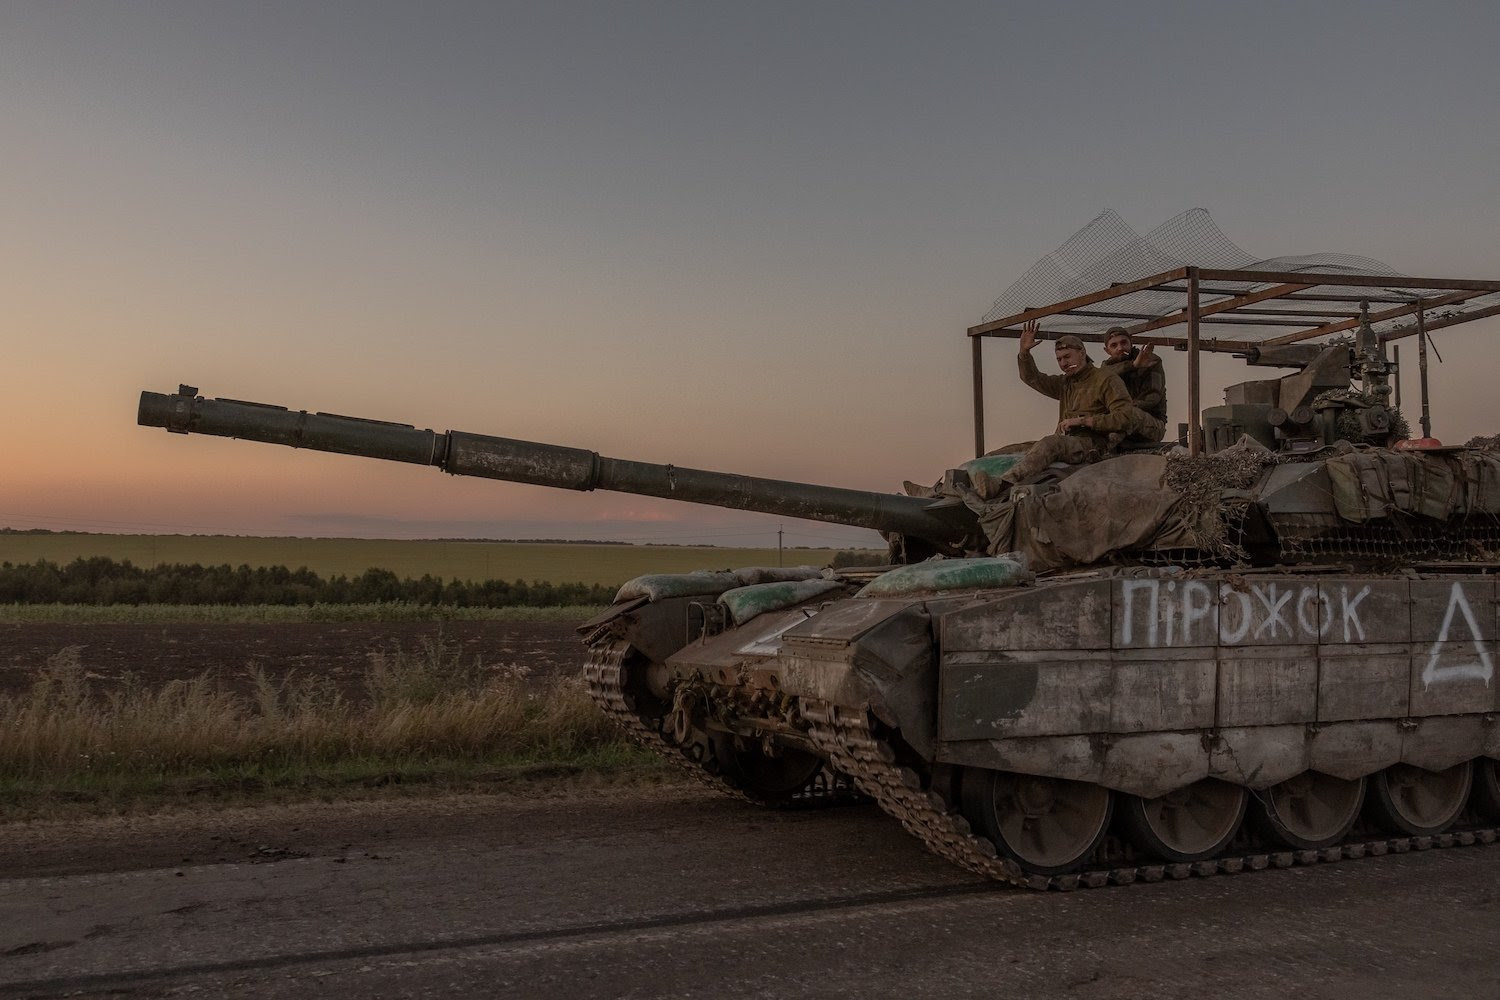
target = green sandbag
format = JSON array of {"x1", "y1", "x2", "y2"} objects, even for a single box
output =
[
  {"x1": 730, "y1": 566, "x2": 825, "y2": 587},
  {"x1": 614, "y1": 570, "x2": 738, "y2": 602},
  {"x1": 858, "y1": 557, "x2": 1031, "y2": 598},
  {"x1": 963, "y1": 454, "x2": 1023, "y2": 480},
  {"x1": 615, "y1": 565, "x2": 823, "y2": 603},
  {"x1": 719, "y1": 579, "x2": 845, "y2": 626}
]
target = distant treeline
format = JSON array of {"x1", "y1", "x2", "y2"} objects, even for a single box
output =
[
  {"x1": 1, "y1": 529, "x2": 836, "y2": 550},
  {"x1": 0, "y1": 557, "x2": 615, "y2": 608},
  {"x1": 829, "y1": 549, "x2": 889, "y2": 568},
  {"x1": 0, "y1": 528, "x2": 630, "y2": 544}
]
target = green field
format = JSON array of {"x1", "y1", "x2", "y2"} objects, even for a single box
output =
[{"x1": 0, "y1": 534, "x2": 874, "y2": 588}]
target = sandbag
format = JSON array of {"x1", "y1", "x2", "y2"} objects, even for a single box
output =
[
  {"x1": 964, "y1": 453, "x2": 1023, "y2": 479},
  {"x1": 731, "y1": 566, "x2": 827, "y2": 587},
  {"x1": 858, "y1": 557, "x2": 1031, "y2": 598},
  {"x1": 964, "y1": 453, "x2": 1024, "y2": 501},
  {"x1": 718, "y1": 579, "x2": 845, "y2": 626},
  {"x1": 615, "y1": 565, "x2": 823, "y2": 603}
]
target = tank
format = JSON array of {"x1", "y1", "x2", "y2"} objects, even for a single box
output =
[{"x1": 137, "y1": 377, "x2": 1500, "y2": 890}]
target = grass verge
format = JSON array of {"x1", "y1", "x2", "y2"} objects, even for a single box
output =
[
  {"x1": 0, "y1": 640, "x2": 667, "y2": 821},
  {"x1": 0, "y1": 603, "x2": 607, "y2": 624}
]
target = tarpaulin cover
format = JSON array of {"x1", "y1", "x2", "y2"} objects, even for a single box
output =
[
  {"x1": 615, "y1": 565, "x2": 824, "y2": 603},
  {"x1": 718, "y1": 579, "x2": 846, "y2": 626},
  {"x1": 974, "y1": 454, "x2": 1202, "y2": 571},
  {"x1": 858, "y1": 557, "x2": 1031, "y2": 598}
]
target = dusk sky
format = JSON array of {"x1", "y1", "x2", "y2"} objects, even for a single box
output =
[{"x1": 6, "y1": 1, "x2": 1500, "y2": 547}]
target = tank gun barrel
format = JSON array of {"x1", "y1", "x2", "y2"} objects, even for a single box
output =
[{"x1": 137, "y1": 387, "x2": 973, "y2": 546}]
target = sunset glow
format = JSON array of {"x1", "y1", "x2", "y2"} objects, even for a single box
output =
[{"x1": 7, "y1": 3, "x2": 1499, "y2": 546}]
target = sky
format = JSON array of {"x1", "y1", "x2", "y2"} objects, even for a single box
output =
[{"x1": 5, "y1": 1, "x2": 1500, "y2": 547}]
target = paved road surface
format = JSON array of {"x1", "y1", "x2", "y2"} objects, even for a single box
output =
[{"x1": 2, "y1": 788, "x2": 1497, "y2": 999}]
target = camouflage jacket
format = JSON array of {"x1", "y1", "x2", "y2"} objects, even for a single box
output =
[
  {"x1": 1017, "y1": 351, "x2": 1135, "y2": 443},
  {"x1": 1102, "y1": 348, "x2": 1167, "y2": 421}
]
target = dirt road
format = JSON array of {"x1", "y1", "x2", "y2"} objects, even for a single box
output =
[{"x1": 3, "y1": 787, "x2": 1497, "y2": 999}]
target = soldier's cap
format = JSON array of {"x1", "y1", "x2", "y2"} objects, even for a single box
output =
[{"x1": 1053, "y1": 334, "x2": 1086, "y2": 351}]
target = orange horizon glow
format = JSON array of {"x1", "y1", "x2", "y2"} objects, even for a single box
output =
[{"x1": 7, "y1": 5, "x2": 1500, "y2": 545}]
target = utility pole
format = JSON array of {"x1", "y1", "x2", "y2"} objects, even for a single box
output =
[{"x1": 777, "y1": 525, "x2": 784, "y2": 566}]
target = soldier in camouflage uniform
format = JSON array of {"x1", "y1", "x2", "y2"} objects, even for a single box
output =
[
  {"x1": 998, "y1": 321, "x2": 1139, "y2": 490},
  {"x1": 1102, "y1": 326, "x2": 1168, "y2": 444}
]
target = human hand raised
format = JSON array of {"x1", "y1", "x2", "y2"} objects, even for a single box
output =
[
  {"x1": 1019, "y1": 319, "x2": 1039, "y2": 354},
  {"x1": 1132, "y1": 342, "x2": 1156, "y2": 368}
]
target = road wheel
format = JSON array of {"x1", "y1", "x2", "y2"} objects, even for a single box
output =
[
  {"x1": 713, "y1": 739, "x2": 830, "y2": 807},
  {"x1": 960, "y1": 769, "x2": 1112, "y2": 876},
  {"x1": 1256, "y1": 772, "x2": 1365, "y2": 850},
  {"x1": 1472, "y1": 758, "x2": 1500, "y2": 822},
  {"x1": 1365, "y1": 761, "x2": 1472, "y2": 836},
  {"x1": 1120, "y1": 779, "x2": 1247, "y2": 863}
]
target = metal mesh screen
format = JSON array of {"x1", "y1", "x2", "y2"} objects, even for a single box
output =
[
  {"x1": 979, "y1": 208, "x2": 1455, "y2": 341},
  {"x1": 1122, "y1": 511, "x2": 1500, "y2": 570},
  {"x1": 1272, "y1": 512, "x2": 1500, "y2": 564}
]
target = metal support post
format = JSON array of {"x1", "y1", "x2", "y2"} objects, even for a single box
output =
[
  {"x1": 1416, "y1": 304, "x2": 1432, "y2": 439},
  {"x1": 1187, "y1": 267, "x2": 1202, "y2": 456},
  {"x1": 971, "y1": 334, "x2": 985, "y2": 457}
]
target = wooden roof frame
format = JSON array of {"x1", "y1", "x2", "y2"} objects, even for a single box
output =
[{"x1": 967, "y1": 266, "x2": 1500, "y2": 457}]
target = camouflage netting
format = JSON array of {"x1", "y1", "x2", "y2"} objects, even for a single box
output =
[
  {"x1": 1309, "y1": 389, "x2": 1412, "y2": 444},
  {"x1": 1465, "y1": 434, "x2": 1500, "y2": 450},
  {"x1": 1162, "y1": 438, "x2": 1280, "y2": 556}
]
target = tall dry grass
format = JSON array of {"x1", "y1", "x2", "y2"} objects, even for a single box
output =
[
  {"x1": 0, "y1": 639, "x2": 636, "y2": 808},
  {"x1": 0, "y1": 602, "x2": 605, "y2": 624}
]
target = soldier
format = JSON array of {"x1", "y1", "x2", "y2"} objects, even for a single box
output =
[
  {"x1": 1101, "y1": 326, "x2": 1168, "y2": 443},
  {"x1": 995, "y1": 320, "x2": 1138, "y2": 491}
]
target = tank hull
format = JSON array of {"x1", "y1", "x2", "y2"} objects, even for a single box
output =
[{"x1": 594, "y1": 565, "x2": 1500, "y2": 888}]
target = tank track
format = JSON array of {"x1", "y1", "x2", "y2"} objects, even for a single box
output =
[
  {"x1": 583, "y1": 638, "x2": 856, "y2": 808},
  {"x1": 800, "y1": 699, "x2": 1500, "y2": 891}
]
